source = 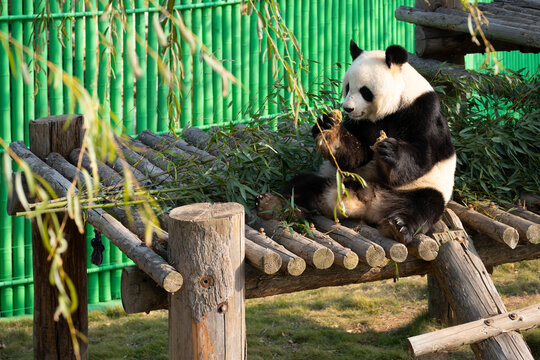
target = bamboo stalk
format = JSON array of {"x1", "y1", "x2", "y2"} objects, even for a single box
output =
[
  {"x1": 98, "y1": 0, "x2": 111, "y2": 128},
  {"x1": 222, "y1": 3, "x2": 232, "y2": 122},
  {"x1": 10, "y1": 0, "x2": 25, "y2": 316},
  {"x1": 48, "y1": 0, "x2": 63, "y2": 115},
  {"x1": 123, "y1": 0, "x2": 135, "y2": 134},
  {"x1": 308, "y1": 0, "x2": 318, "y2": 93},
  {"x1": 157, "y1": 19, "x2": 169, "y2": 133},
  {"x1": 85, "y1": 0, "x2": 98, "y2": 101},
  {"x1": 250, "y1": 5, "x2": 260, "y2": 113},
  {"x1": 135, "y1": 0, "x2": 147, "y2": 133},
  {"x1": 74, "y1": 0, "x2": 84, "y2": 114},
  {"x1": 147, "y1": 11, "x2": 158, "y2": 132},
  {"x1": 240, "y1": 4, "x2": 250, "y2": 115},
  {"x1": 0, "y1": 0, "x2": 13, "y2": 317},
  {"x1": 213, "y1": 4, "x2": 224, "y2": 125},
  {"x1": 34, "y1": 0, "x2": 48, "y2": 119},
  {"x1": 111, "y1": 0, "x2": 124, "y2": 133},
  {"x1": 231, "y1": 2, "x2": 242, "y2": 118},
  {"x1": 191, "y1": 1, "x2": 203, "y2": 127},
  {"x1": 62, "y1": 0, "x2": 74, "y2": 113},
  {"x1": 202, "y1": 2, "x2": 214, "y2": 126},
  {"x1": 180, "y1": 0, "x2": 193, "y2": 128}
]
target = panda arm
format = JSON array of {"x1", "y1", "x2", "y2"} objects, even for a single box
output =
[{"x1": 314, "y1": 122, "x2": 371, "y2": 171}]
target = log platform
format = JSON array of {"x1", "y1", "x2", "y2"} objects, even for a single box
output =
[{"x1": 8, "y1": 117, "x2": 540, "y2": 360}]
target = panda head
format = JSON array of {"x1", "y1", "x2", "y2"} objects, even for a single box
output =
[{"x1": 342, "y1": 41, "x2": 433, "y2": 122}]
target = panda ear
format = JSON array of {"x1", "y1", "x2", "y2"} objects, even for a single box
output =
[
  {"x1": 385, "y1": 45, "x2": 408, "y2": 68},
  {"x1": 350, "y1": 40, "x2": 363, "y2": 60}
]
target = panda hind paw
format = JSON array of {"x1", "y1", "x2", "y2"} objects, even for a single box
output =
[{"x1": 380, "y1": 216, "x2": 414, "y2": 245}]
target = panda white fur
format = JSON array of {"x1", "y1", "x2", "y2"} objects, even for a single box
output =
[{"x1": 286, "y1": 41, "x2": 456, "y2": 244}]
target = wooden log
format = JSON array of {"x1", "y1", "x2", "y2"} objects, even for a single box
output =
[
  {"x1": 253, "y1": 218, "x2": 334, "y2": 270},
  {"x1": 168, "y1": 203, "x2": 245, "y2": 360},
  {"x1": 69, "y1": 148, "x2": 124, "y2": 187},
  {"x1": 120, "y1": 236, "x2": 540, "y2": 313},
  {"x1": 408, "y1": 302, "x2": 540, "y2": 357},
  {"x1": 245, "y1": 225, "x2": 306, "y2": 276},
  {"x1": 9, "y1": 142, "x2": 182, "y2": 293},
  {"x1": 477, "y1": 204, "x2": 540, "y2": 244},
  {"x1": 161, "y1": 132, "x2": 216, "y2": 162},
  {"x1": 307, "y1": 224, "x2": 359, "y2": 270},
  {"x1": 342, "y1": 220, "x2": 408, "y2": 263},
  {"x1": 408, "y1": 234, "x2": 439, "y2": 261},
  {"x1": 507, "y1": 207, "x2": 540, "y2": 225},
  {"x1": 129, "y1": 138, "x2": 174, "y2": 173},
  {"x1": 27, "y1": 115, "x2": 88, "y2": 360},
  {"x1": 245, "y1": 238, "x2": 282, "y2": 274},
  {"x1": 137, "y1": 130, "x2": 194, "y2": 159},
  {"x1": 115, "y1": 139, "x2": 172, "y2": 184},
  {"x1": 46, "y1": 152, "x2": 169, "y2": 260},
  {"x1": 431, "y1": 208, "x2": 534, "y2": 360},
  {"x1": 121, "y1": 266, "x2": 168, "y2": 314},
  {"x1": 311, "y1": 216, "x2": 386, "y2": 267},
  {"x1": 427, "y1": 273, "x2": 454, "y2": 325},
  {"x1": 447, "y1": 201, "x2": 519, "y2": 249},
  {"x1": 395, "y1": 6, "x2": 540, "y2": 48},
  {"x1": 6, "y1": 171, "x2": 31, "y2": 216},
  {"x1": 104, "y1": 153, "x2": 150, "y2": 186}
]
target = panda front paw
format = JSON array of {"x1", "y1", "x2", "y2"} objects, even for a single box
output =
[
  {"x1": 375, "y1": 137, "x2": 399, "y2": 167},
  {"x1": 312, "y1": 110, "x2": 342, "y2": 138}
]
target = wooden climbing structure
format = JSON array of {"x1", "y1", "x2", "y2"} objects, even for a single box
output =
[{"x1": 6, "y1": 115, "x2": 540, "y2": 359}]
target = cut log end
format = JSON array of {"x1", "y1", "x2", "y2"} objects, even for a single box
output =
[
  {"x1": 286, "y1": 257, "x2": 306, "y2": 276},
  {"x1": 503, "y1": 228, "x2": 520, "y2": 249},
  {"x1": 162, "y1": 272, "x2": 184, "y2": 293},
  {"x1": 526, "y1": 224, "x2": 540, "y2": 244},
  {"x1": 410, "y1": 235, "x2": 439, "y2": 261},
  {"x1": 389, "y1": 243, "x2": 409, "y2": 263},
  {"x1": 262, "y1": 252, "x2": 282, "y2": 274},
  {"x1": 312, "y1": 248, "x2": 334, "y2": 269},
  {"x1": 169, "y1": 202, "x2": 244, "y2": 221},
  {"x1": 365, "y1": 246, "x2": 386, "y2": 268},
  {"x1": 342, "y1": 252, "x2": 359, "y2": 270}
]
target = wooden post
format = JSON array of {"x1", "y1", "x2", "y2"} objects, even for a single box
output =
[
  {"x1": 29, "y1": 114, "x2": 88, "y2": 360},
  {"x1": 168, "y1": 203, "x2": 246, "y2": 360}
]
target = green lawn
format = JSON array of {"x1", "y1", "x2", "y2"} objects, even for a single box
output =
[{"x1": 1, "y1": 260, "x2": 539, "y2": 360}]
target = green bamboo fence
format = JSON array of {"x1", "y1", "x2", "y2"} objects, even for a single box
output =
[{"x1": 0, "y1": 0, "x2": 539, "y2": 317}]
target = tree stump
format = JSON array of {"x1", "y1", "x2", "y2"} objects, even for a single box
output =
[{"x1": 168, "y1": 203, "x2": 246, "y2": 360}]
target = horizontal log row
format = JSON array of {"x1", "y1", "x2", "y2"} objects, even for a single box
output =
[{"x1": 395, "y1": 5, "x2": 540, "y2": 49}]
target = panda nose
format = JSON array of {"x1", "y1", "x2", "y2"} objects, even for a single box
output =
[{"x1": 343, "y1": 105, "x2": 354, "y2": 113}]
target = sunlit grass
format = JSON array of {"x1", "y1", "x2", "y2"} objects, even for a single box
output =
[{"x1": 1, "y1": 259, "x2": 538, "y2": 359}]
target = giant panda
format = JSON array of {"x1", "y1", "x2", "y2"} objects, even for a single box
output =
[{"x1": 285, "y1": 41, "x2": 456, "y2": 244}]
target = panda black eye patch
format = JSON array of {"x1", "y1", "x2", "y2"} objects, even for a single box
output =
[{"x1": 360, "y1": 86, "x2": 374, "y2": 102}]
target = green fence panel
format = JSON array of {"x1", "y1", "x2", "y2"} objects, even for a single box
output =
[{"x1": 1, "y1": 0, "x2": 539, "y2": 317}]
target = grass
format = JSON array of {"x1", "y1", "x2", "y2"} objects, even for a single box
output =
[{"x1": 0, "y1": 259, "x2": 539, "y2": 360}]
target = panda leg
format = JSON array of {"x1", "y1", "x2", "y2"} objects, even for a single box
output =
[
  {"x1": 283, "y1": 173, "x2": 334, "y2": 212},
  {"x1": 376, "y1": 188, "x2": 446, "y2": 244}
]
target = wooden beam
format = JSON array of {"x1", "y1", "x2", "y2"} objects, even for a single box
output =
[
  {"x1": 408, "y1": 303, "x2": 540, "y2": 357},
  {"x1": 168, "y1": 203, "x2": 245, "y2": 360},
  {"x1": 477, "y1": 204, "x2": 540, "y2": 244}
]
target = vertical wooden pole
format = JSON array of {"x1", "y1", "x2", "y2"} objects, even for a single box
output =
[
  {"x1": 168, "y1": 203, "x2": 245, "y2": 360},
  {"x1": 427, "y1": 273, "x2": 454, "y2": 325},
  {"x1": 29, "y1": 114, "x2": 88, "y2": 360}
]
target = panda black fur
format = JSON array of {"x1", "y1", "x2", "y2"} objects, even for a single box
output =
[{"x1": 286, "y1": 41, "x2": 456, "y2": 244}]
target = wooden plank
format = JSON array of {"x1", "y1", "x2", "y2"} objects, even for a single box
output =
[{"x1": 168, "y1": 203, "x2": 245, "y2": 360}]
